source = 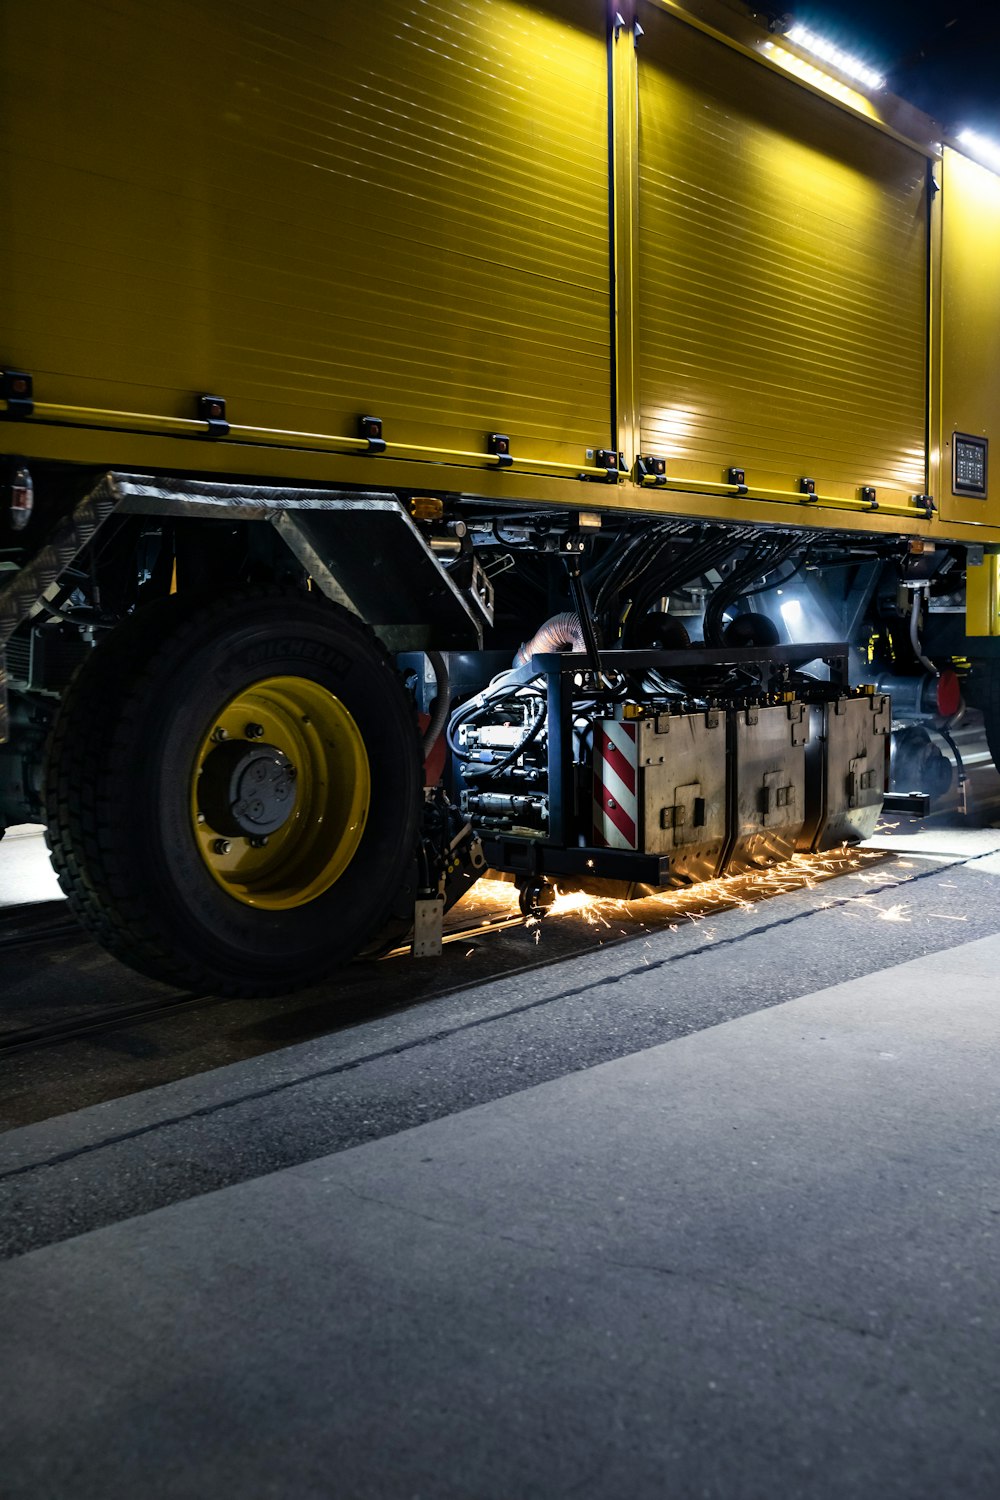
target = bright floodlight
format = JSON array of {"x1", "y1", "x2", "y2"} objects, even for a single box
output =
[
  {"x1": 957, "y1": 129, "x2": 1000, "y2": 173},
  {"x1": 786, "y1": 24, "x2": 885, "y2": 92},
  {"x1": 780, "y1": 599, "x2": 804, "y2": 629}
]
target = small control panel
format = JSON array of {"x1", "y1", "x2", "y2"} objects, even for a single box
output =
[{"x1": 953, "y1": 432, "x2": 988, "y2": 498}]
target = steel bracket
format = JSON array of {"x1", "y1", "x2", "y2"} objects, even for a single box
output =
[
  {"x1": 1, "y1": 370, "x2": 33, "y2": 419},
  {"x1": 412, "y1": 897, "x2": 444, "y2": 958}
]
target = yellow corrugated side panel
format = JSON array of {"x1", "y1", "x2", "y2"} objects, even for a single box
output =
[
  {"x1": 634, "y1": 3, "x2": 927, "y2": 503},
  {"x1": 935, "y1": 147, "x2": 1000, "y2": 529},
  {"x1": 0, "y1": 0, "x2": 611, "y2": 467}
]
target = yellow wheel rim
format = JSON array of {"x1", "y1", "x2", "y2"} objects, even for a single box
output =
[{"x1": 190, "y1": 675, "x2": 370, "y2": 911}]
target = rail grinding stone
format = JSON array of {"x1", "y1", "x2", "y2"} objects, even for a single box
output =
[{"x1": 1, "y1": 936, "x2": 999, "y2": 1499}]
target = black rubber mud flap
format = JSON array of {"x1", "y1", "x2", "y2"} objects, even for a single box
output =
[{"x1": 44, "y1": 589, "x2": 422, "y2": 996}]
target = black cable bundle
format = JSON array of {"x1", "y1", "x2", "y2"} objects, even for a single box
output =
[
  {"x1": 627, "y1": 527, "x2": 749, "y2": 628},
  {"x1": 702, "y1": 535, "x2": 801, "y2": 646},
  {"x1": 592, "y1": 521, "x2": 689, "y2": 626}
]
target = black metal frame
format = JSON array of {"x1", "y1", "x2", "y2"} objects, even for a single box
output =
[
  {"x1": 481, "y1": 837, "x2": 671, "y2": 886},
  {"x1": 480, "y1": 642, "x2": 851, "y2": 886},
  {"x1": 882, "y1": 791, "x2": 931, "y2": 816}
]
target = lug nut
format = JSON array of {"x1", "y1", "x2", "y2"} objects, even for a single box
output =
[
  {"x1": 212, "y1": 838, "x2": 231, "y2": 855},
  {"x1": 245, "y1": 722, "x2": 265, "y2": 739},
  {"x1": 249, "y1": 835, "x2": 269, "y2": 849},
  {"x1": 212, "y1": 727, "x2": 229, "y2": 742}
]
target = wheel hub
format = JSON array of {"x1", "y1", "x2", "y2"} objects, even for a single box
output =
[
  {"x1": 190, "y1": 674, "x2": 371, "y2": 911},
  {"x1": 198, "y1": 740, "x2": 298, "y2": 837}
]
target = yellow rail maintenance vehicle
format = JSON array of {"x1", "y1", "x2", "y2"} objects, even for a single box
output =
[{"x1": 2, "y1": 0, "x2": 999, "y2": 993}]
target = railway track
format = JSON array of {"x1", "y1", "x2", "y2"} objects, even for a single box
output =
[
  {"x1": 0, "y1": 901, "x2": 81, "y2": 953},
  {"x1": 0, "y1": 898, "x2": 530, "y2": 1058},
  {"x1": 0, "y1": 843, "x2": 912, "y2": 1060},
  {"x1": 0, "y1": 989, "x2": 221, "y2": 1057},
  {"x1": 0, "y1": 901, "x2": 213, "y2": 1055}
]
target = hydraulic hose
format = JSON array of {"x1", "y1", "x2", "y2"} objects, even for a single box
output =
[
  {"x1": 703, "y1": 537, "x2": 799, "y2": 646},
  {"x1": 461, "y1": 698, "x2": 548, "y2": 780},
  {"x1": 910, "y1": 587, "x2": 938, "y2": 678},
  {"x1": 422, "y1": 650, "x2": 451, "y2": 759},
  {"x1": 562, "y1": 555, "x2": 606, "y2": 685}
]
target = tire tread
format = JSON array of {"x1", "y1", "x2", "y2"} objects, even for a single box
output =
[{"x1": 44, "y1": 588, "x2": 421, "y2": 995}]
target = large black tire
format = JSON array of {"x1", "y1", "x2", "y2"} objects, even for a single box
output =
[
  {"x1": 44, "y1": 589, "x2": 422, "y2": 995},
  {"x1": 976, "y1": 657, "x2": 1000, "y2": 773}
]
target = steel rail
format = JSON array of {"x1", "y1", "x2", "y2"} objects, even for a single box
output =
[
  {"x1": 0, "y1": 903, "x2": 81, "y2": 953},
  {"x1": 0, "y1": 990, "x2": 217, "y2": 1057},
  {"x1": 0, "y1": 908, "x2": 529, "y2": 1057}
]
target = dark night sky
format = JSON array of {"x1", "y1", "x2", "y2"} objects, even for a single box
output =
[{"x1": 765, "y1": 1, "x2": 1000, "y2": 131}]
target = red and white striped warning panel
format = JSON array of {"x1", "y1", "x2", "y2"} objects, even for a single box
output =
[{"x1": 593, "y1": 720, "x2": 639, "y2": 849}]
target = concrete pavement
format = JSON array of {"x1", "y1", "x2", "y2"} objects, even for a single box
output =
[
  {"x1": 2, "y1": 934, "x2": 999, "y2": 1497},
  {"x1": 0, "y1": 824, "x2": 62, "y2": 907}
]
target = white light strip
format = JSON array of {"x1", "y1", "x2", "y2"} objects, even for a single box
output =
[
  {"x1": 785, "y1": 24, "x2": 885, "y2": 92},
  {"x1": 956, "y1": 129, "x2": 1000, "y2": 173}
]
